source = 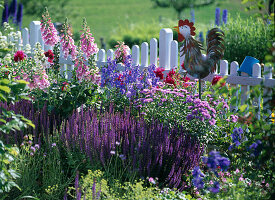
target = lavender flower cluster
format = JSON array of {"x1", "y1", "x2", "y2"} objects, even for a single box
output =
[
  {"x1": 60, "y1": 105, "x2": 203, "y2": 190},
  {"x1": 100, "y1": 55, "x2": 159, "y2": 99},
  {"x1": 0, "y1": 100, "x2": 61, "y2": 146}
]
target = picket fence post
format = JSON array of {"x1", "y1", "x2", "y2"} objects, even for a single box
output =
[
  {"x1": 159, "y1": 28, "x2": 173, "y2": 70},
  {"x1": 150, "y1": 38, "x2": 158, "y2": 66},
  {"x1": 170, "y1": 40, "x2": 178, "y2": 69},
  {"x1": 141, "y1": 42, "x2": 148, "y2": 69},
  {"x1": 132, "y1": 45, "x2": 140, "y2": 66},
  {"x1": 29, "y1": 21, "x2": 41, "y2": 50}
]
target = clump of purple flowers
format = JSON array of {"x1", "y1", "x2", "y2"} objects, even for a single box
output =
[
  {"x1": 202, "y1": 151, "x2": 230, "y2": 172},
  {"x1": 229, "y1": 127, "x2": 244, "y2": 150},
  {"x1": 192, "y1": 166, "x2": 205, "y2": 189},
  {"x1": 185, "y1": 96, "x2": 217, "y2": 126},
  {"x1": 100, "y1": 55, "x2": 159, "y2": 99},
  {"x1": 60, "y1": 105, "x2": 203, "y2": 190},
  {"x1": 249, "y1": 140, "x2": 262, "y2": 157},
  {"x1": 192, "y1": 151, "x2": 230, "y2": 193}
]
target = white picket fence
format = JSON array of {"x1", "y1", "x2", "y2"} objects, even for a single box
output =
[{"x1": 18, "y1": 21, "x2": 275, "y2": 116}]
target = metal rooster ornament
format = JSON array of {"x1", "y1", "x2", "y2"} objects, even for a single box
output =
[{"x1": 174, "y1": 19, "x2": 225, "y2": 98}]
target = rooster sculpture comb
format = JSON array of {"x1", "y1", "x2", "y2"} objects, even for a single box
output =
[{"x1": 174, "y1": 19, "x2": 225, "y2": 79}]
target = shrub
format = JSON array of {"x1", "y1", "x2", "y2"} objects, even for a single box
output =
[
  {"x1": 108, "y1": 21, "x2": 178, "y2": 48},
  {"x1": 221, "y1": 15, "x2": 274, "y2": 63}
]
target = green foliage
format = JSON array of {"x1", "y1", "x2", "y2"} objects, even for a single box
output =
[
  {"x1": 221, "y1": 15, "x2": 274, "y2": 63},
  {"x1": 7, "y1": 135, "x2": 73, "y2": 200},
  {"x1": 0, "y1": 78, "x2": 34, "y2": 195},
  {"x1": 109, "y1": 21, "x2": 176, "y2": 48},
  {"x1": 0, "y1": 140, "x2": 20, "y2": 194},
  {"x1": 21, "y1": 0, "x2": 72, "y2": 22},
  {"x1": 207, "y1": 79, "x2": 275, "y2": 198},
  {"x1": 69, "y1": 169, "x2": 159, "y2": 200},
  {"x1": 151, "y1": 0, "x2": 216, "y2": 19}
]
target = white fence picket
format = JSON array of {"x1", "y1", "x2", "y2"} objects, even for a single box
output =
[
  {"x1": 150, "y1": 38, "x2": 158, "y2": 66},
  {"x1": 107, "y1": 49, "x2": 114, "y2": 60},
  {"x1": 29, "y1": 21, "x2": 41, "y2": 49},
  {"x1": 141, "y1": 42, "x2": 148, "y2": 69},
  {"x1": 132, "y1": 45, "x2": 139, "y2": 66},
  {"x1": 22, "y1": 28, "x2": 29, "y2": 46},
  {"x1": 252, "y1": 63, "x2": 261, "y2": 119},
  {"x1": 170, "y1": 40, "x2": 178, "y2": 70},
  {"x1": 159, "y1": 28, "x2": 173, "y2": 70}
]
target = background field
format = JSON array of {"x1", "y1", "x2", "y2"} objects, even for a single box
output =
[{"x1": 21, "y1": 0, "x2": 252, "y2": 48}]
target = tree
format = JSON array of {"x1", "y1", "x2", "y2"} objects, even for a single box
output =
[{"x1": 151, "y1": 0, "x2": 216, "y2": 19}]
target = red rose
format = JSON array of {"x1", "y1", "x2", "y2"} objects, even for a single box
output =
[
  {"x1": 154, "y1": 67, "x2": 165, "y2": 80},
  {"x1": 14, "y1": 50, "x2": 26, "y2": 62},
  {"x1": 212, "y1": 75, "x2": 225, "y2": 86},
  {"x1": 44, "y1": 50, "x2": 54, "y2": 63}
]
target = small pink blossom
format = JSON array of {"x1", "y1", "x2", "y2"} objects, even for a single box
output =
[{"x1": 148, "y1": 177, "x2": 156, "y2": 184}]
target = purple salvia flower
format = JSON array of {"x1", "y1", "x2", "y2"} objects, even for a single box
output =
[
  {"x1": 16, "y1": 3, "x2": 23, "y2": 29},
  {"x1": 2, "y1": 3, "x2": 9, "y2": 25},
  {"x1": 8, "y1": 0, "x2": 17, "y2": 23},
  {"x1": 222, "y1": 9, "x2": 228, "y2": 25},
  {"x1": 215, "y1": 7, "x2": 220, "y2": 26}
]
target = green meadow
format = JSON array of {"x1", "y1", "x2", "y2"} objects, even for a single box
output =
[{"x1": 22, "y1": 0, "x2": 252, "y2": 48}]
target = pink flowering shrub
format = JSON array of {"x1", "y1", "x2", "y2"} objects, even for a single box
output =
[{"x1": 40, "y1": 8, "x2": 59, "y2": 46}]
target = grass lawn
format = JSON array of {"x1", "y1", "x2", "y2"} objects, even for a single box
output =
[{"x1": 22, "y1": 0, "x2": 253, "y2": 48}]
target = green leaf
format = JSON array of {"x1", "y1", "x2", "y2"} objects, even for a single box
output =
[
  {"x1": 0, "y1": 86, "x2": 11, "y2": 93},
  {"x1": 240, "y1": 105, "x2": 248, "y2": 112}
]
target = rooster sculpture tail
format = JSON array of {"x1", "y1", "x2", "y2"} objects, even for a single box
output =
[{"x1": 206, "y1": 28, "x2": 225, "y2": 73}]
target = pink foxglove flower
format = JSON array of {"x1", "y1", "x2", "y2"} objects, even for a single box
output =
[
  {"x1": 40, "y1": 8, "x2": 59, "y2": 46},
  {"x1": 80, "y1": 18, "x2": 98, "y2": 58},
  {"x1": 60, "y1": 18, "x2": 78, "y2": 60},
  {"x1": 114, "y1": 41, "x2": 130, "y2": 64}
]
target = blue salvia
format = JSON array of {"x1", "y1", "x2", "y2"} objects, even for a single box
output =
[
  {"x1": 16, "y1": 3, "x2": 23, "y2": 29},
  {"x1": 215, "y1": 7, "x2": 220, "y2": 26},
  {"x1": 199, "y1": 32, "x2": 204, "y2": 44},
  {"x1": 222, "y1": 9, "x2": 228, "y2": 25},
  {"x1": 1, "y1": 3, "x2": 9, "y2": 25},
  {"x1": 190, "y1": 9, "x2": 195, "y2": 24},
  {"x1": 8, "y1": 0, "x2": 17, "y2": 23}
]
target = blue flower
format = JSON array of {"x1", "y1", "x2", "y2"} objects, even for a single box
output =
[
  {"x1": 209, "y1": 181, "x2": 220, "y2": 193},
  {"x1": 203, "y1": 151, "x2": 230, "y2": 171}
]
